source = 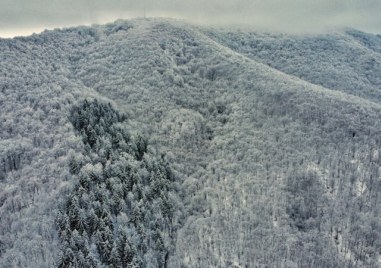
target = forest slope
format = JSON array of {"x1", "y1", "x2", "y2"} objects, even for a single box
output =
[
  {"x1": 0, "y1": 18, "x2": 381, "y2": 267},
  {"x1": 204, "y1": 28, "x2": 381, "y2": 103}
]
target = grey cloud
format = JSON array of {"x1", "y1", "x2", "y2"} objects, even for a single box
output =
[{"x1": 1, "y1": 0, "x2": 380, "y2": 37}]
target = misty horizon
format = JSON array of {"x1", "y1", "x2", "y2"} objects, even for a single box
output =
[{"x1": 1, "y1": 0, "x2": 381, "y2": 38}]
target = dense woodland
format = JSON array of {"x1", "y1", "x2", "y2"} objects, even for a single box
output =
[
  {"x1": 56, "y1": 100, "x2": 182, "y2": 267},
  {"x1": 1, "y1": 18, "x2": 381, "y2": 267}
]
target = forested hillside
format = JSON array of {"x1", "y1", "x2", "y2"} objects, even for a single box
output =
[
  {"x1": 1, "y1": 18, "x2": 381, "y2": 267},
  {"x1": 204, "y1": 28, "x2": 381, "y2": 102}
]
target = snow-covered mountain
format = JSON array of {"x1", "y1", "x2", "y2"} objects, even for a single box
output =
[{"x1": 1, "y1": 18, "x2": 381, "y2": 267}]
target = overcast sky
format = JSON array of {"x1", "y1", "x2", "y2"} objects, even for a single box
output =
[{"x1": 1, "y1": 0, "x2": 381, "y2": 37}]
